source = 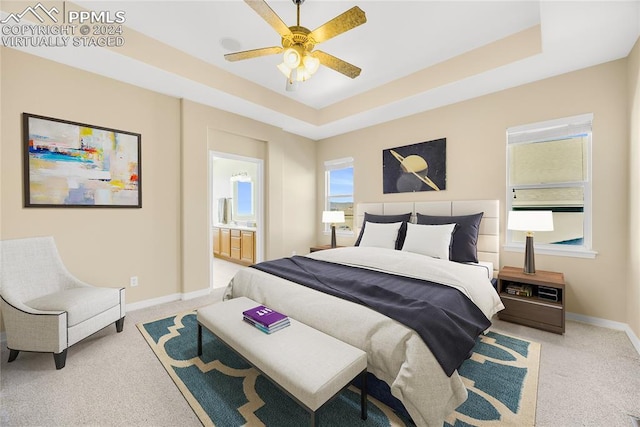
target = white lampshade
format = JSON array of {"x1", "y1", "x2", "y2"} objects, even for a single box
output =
[
  {"x1": 322, "y1": 210, "x2": 345, "y2": 224},
  {"x1": 303, "y1": 54, "x2": 320, "y2": 74},
  {"x1": 508, "y1": 210, "x2": 554, "y2": 232},
  {"x1": 277, "y1": 62, "x2": 292, "y2": 78},
  {"x1": 283, "y1": 46, "x2": 301, "y2": 69},
  {"x1": 296, "y1": 65, "x2": 311, "y2": 82}
]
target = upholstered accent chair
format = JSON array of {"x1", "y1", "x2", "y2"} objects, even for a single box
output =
[{"x1": 0, "y1": 236, "x2": 125, "y2": 369}]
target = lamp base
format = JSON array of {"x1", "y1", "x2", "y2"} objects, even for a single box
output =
[
  {"x1": 523, "y1": 235, "x2": 536, "y2": 274},
  {"x1": 331, "y1": 225, "x2": 337, "y2": 248}
]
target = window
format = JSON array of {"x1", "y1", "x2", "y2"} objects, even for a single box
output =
[
  {"x1": 506, "y1": 113, "x2": 596, "y2": 258},
  {"x1": 235, "y1": 181, "x2": 253, "y2": 216},
  {"x1": 232, "y1": 174, "x2": 254, "y2": 220},
  {"x1": 324, "y1": 157, "x2": 354, "y2": 233}
]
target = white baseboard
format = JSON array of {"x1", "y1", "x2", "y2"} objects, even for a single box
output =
[
  {"x1": 126, "y1": 293, "x2": 182, "y2": 312},
  {"x1": 567, "y1": 311, "x2": 640, "y2": 356},
  {"x1": 125, "y1": 288, "x2": 212, "y2": 312},
  {"x1": 181, "y1": 287, "x2": 213, "y2": 301}
]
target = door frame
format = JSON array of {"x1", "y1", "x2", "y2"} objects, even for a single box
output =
[{"x1": 208, "y1": 150, "x2": 264, "y2": 289}]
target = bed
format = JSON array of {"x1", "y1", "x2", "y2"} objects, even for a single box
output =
[{"x1": 223, "y1": 200, "x2": 504, "y2": 426}]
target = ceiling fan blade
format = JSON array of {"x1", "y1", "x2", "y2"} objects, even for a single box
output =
[
  {"x1": 244, "y1": 0, "x2": 292, "y2": 38},
  {"x1": 308, "y1": 6, "x2": 366, "y2": 44},
  {"x1": 313, "y1": 51, "x2": 361, "y2": 79},
  {"x1": 224, "y1": 46, "x2": 283, "y2": 62}
]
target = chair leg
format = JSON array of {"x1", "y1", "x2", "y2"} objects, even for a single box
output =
[
  {"x1": 53, "y1": 349, "x2": 67, "y2": 370},
  {"x1": 8, "y1": 349, "x2": 19, "y2": 363},
  {"x1": 115, "y1": 317, "x2": 125, "y2": 333}
]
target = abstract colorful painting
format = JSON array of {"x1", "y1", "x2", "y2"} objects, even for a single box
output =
[
  {"x1": 23, "y1": 113, "x2": 141, "y2": 207},
  {"x1": 382, "y1": 138, "x2": 446, "y2": 194}
]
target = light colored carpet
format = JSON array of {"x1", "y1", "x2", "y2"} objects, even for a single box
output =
[{"x1": 1, "y1": 286, "x2": 639, "y2": 426}]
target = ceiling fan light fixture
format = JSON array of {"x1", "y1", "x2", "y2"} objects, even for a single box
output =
[
  {"x1": 296, "y1": 65, "x2": 311, "y2": 82},
  {"x1": 227, "y1": 0, "x2": 367, "y2": 91},
  {"x1": 277, "y1": 62, "x2": 292, "y2": 78},
  {"x1": 302, "y1": 54, "x2": 320, "y2": 74},
  {"x1": 283, "y1": 46, "x2": 302, "y2": 69}
]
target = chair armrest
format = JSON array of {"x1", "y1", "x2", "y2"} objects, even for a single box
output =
[{"x1": 1, "y1": 296, "x2": 68, "y2": 353}]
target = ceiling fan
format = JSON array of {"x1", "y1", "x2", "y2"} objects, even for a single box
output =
[{"x1": 224, "y1": 0, "x2": 367, "y2": 90}]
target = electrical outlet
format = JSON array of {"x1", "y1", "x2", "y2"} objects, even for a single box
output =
[{"x1": 130, "y1": 276, "x2": 138, "y2": 287}]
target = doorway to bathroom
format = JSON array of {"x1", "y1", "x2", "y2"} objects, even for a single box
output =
[{"x1": 209, "y1": 151, "x2": 264, "y2": 289}]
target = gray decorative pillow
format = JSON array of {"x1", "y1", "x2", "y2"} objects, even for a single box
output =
[
  {"x1": 416, "y1": 212, "x2": 484, "y2": 263},
  {"x1": 355, "y1": 212, "x2": 412, "y2": 250}
]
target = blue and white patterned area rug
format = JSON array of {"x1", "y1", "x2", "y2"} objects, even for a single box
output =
[{"x1": 138, "y1": 311, "x2": 539, "y2": 427}]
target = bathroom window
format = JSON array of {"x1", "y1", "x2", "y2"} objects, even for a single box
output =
[
  {"x1": 235, "y1": 181, "x2": 253, "y2": 216},
  {"x1": 232, "y1": 174, "x2": 254, "y2": 220}
]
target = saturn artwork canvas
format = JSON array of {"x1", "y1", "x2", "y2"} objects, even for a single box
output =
[{"x1": 382, "y1": 138, "x2": 446, "y2": 194}]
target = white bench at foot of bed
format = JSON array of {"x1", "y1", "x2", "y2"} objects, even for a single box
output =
[{"x1": 197, "y1": 296, "x2": 368, "y2": 427}]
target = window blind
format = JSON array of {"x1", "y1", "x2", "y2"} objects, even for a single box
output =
[
  {"x1": 507, "y1": 113, "x2": 593, "y2": 144},
  {"x1": 324, "y1": 157, "x2": 354, "y2": 171}
]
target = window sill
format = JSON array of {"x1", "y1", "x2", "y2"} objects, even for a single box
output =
[{"x1": 503, "y1": 244, "x2": 598, "y2": 259}]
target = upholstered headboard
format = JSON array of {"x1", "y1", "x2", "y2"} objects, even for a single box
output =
[{"x1": 356, "y1": 200, "x2": 499, "y2": 276}]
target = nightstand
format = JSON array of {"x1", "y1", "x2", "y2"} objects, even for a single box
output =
[
  {"x1": 497, "y1": 266, "x2": 565, "y2": 334},
  {"x1": 309, "y1": 245, "x2": 343, "y2": 253}
]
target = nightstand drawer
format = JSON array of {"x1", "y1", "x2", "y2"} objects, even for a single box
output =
[{"x1": 500, "y1": 296, "x2": 563, "y2": 328}]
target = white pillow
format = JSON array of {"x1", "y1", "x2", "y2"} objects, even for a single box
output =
[
  {"x1": 402, "y1": 222, "x2": 456, "y2": 259},
  {"x1": 358, "y1": 221, "x2": 403, "y2": 249}
]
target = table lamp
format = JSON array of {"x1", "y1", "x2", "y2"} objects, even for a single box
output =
[
  {"x1": 322, "y1": 211, "x2": 345, "y2": 248},
  {"x1": 507, "y1": 210, "x2": 554, "y2": 274}
]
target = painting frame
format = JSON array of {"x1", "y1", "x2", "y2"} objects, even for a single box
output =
[
  {"x1": 22, "y1": 113, "x2": 142, "y2": 208},
  {"x1": 383, "y1": 138, "x2": 446, "y2": 194}
]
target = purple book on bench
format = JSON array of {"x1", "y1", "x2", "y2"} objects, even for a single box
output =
[{"x1": 242, "y1": 305, "x2": 288, "y2": 328}]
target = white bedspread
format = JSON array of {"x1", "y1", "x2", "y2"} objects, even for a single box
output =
[{"x1": 223, "y1": 246, "x2": 504, "y2": 427}]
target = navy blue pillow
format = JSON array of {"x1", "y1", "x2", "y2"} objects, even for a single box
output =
[
  {"x1": 416, "y1": 212, "x2": 484, "y2": 263},
  {"x1": 355, "y1": 212, "x2": 412, "y2": 250}
]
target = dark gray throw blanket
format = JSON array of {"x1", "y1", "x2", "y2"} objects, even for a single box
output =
[{"x1": 251, "y1": 256, "x2": 491, "y2": 376}]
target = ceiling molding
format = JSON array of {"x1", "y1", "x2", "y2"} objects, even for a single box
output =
[{"x1": 1, "y1": 1, "x2": 638, "y2": 140}]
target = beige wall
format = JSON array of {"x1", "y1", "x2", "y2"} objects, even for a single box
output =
[
  {"x1": 317, "y1": 59, "x2": 630, "y2": 324},
  {"x1": 180, "y1": 100, "x2": 316, "y2": 293},
  {"x1": 1, "y1": 48, "x2": 317, "y2": 309},
  {"x1": 1, "y1": 48, "x2": 182, "y2": 304},
  {"x1": 628, "y1": 37, "x2": 640, "y2": 338}
]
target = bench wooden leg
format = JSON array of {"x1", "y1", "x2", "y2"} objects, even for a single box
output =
[
  {"x1": 361, "y1": 370, "x2": 368, "y2": 420},
  {"x1": 311, "y1": 410, "x2": 317, "y2": 427},
  {"x1": 197, "y1": 323, "x2": 203, "y2": 356}
]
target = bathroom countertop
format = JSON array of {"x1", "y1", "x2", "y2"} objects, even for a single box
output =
[{"x1": 213, "y1": 223, "x2": 257, "y2": 231}]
